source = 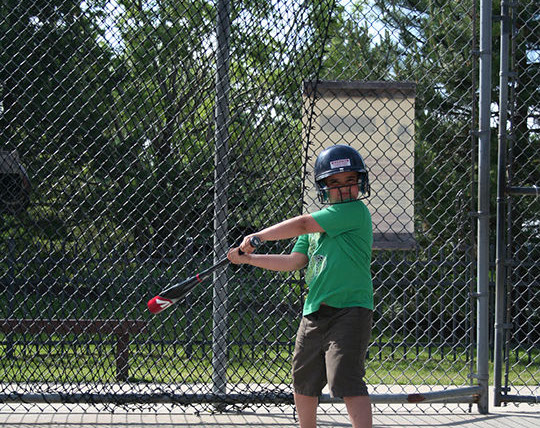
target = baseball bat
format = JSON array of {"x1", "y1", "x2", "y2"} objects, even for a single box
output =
[{"x1": 147, "y1": 236, "x2": 261, "y2": 314}]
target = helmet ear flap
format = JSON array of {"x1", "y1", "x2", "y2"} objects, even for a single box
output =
[
  {"x1": 316, "y1": 180, "x2": 329, "y2": 204},
  {"x1": 358, "y1": 172, "x2": 370, "y2": 198},
  {"x1": 322, "y1": 189, "x2": 329, "y2": 203}
]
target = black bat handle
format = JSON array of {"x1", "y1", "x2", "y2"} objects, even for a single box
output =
[
  {"x1": 190, "y1": 236, "x2": 262, "y2": 280},
  {"x1": 238, "y1": 236, "x2": 262, "y2": 255},
  {"x1": 148, "y1": 236, "x2": 263, "y2": 314}
]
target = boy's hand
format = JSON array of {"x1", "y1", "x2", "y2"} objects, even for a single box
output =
[
  {"x1": 227, "y1": 247, "x2": 249, "y2": 265},
  {"x1": 239, "y1": 235, "x2": 261, "y2": 254}
]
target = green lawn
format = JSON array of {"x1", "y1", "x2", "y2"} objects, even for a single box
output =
[{"x1": 1, "y1": 340, "x2": 537, "y2": 387}]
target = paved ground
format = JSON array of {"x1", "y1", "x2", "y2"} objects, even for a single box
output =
[
  {"x1": 0, "y1": 401, "x2": 538, "y2": 428},
  {"x1": 1, "y1": 385, "x2": 538, "y2": 427}
]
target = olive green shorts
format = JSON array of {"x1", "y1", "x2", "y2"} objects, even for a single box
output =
[{"x1": 292, "y1": 305, "x2": 373, "y2": 398}]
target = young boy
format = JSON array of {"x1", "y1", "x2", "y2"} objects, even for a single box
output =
[{"x1": 227, "y1": 145, "x2": 373, "y2": 428}]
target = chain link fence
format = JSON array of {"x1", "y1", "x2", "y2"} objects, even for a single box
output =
[{"x1": 0, "y1": 0, "x2": 538, "y2": 415}]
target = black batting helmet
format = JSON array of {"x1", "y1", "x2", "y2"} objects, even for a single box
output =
[{"x1": 314, "y1": 145, "x2": 370, "y2": 203}]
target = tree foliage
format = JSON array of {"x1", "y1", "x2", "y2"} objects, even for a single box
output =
[
  {"x1": 1, "y1": 0, "x2": 335, "y2": 261},
  {"x1": 1, "y1": 0, "x2": 537, "y2": 259}
]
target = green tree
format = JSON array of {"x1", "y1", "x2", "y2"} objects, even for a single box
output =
[
  {"x1": 0, "y1": 0, "x2": 116, "y2": 243},
  {"x1": 367, "y1": 0, "x2": 538, "y2": 243},
  {"x1": 82, "y1": 0, "x2": 336, "y2": 258}
]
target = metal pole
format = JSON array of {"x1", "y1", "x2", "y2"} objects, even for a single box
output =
[
  {"x1": 212, "y1": 0, "x2": 232, "y2": 399},
  {"x1": 476, "y1": 0, "x2": 492, "y2": 415},
  {"x1": 494, "y1": 0, "x2": 510, "y2": 407},
  {"x1": 507, "y1": 186, "x2": 540, "y2": 196},
  {"x1": 0, "y1": 386, "x2": 483, "y2": 405}
]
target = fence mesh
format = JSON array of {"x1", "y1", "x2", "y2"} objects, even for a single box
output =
[{"x1": 0, "y1": 0, "x2": 538, "y2": 414}]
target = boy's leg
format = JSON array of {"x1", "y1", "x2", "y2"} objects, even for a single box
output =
[
  {"x1": 294, "y1": 393, "x2": 318, "y2": 428},
  {"x1": 324, "y1": 307, "x2": 373, "y2": 427},
  {"x1": 343, "y1": 395, "x2": 373, "y2": 428},
  {"x1": 292, "y1": 313, "x2": 326, "y2": 428}
]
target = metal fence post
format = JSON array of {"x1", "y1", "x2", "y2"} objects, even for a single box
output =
[
  {"x1": 494, "y1": 0, "x2": 511, "y2": 408},
  {"x1": 476, "y1": 0, "x2": 493, "y2": 415},
  {"x1": 212, "y1": 0, "x2": 232, "y2": 400},
  {"x1": 5, "y1": 238, "x2": 16, "y2": 360}
]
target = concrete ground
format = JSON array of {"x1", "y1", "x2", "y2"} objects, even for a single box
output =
[
  {"x1": 0, "y1": 401, "x2": 538, "y2": 428},
  {"x1": 1, "y1": 384, "x2": 538, "y2": 427}
]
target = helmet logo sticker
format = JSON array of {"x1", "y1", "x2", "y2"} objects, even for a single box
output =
[{"x1": 330, "y1": 158, "x2": 351, "y2": 169}]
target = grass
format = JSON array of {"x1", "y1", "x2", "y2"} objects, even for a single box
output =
[{"x1": 1, "y1": 339, "x2": 537, "y2": 387}]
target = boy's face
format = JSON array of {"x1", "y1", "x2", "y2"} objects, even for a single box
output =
[{"x1": 324, "y1": 171, "x2": 359, "y2": 203}]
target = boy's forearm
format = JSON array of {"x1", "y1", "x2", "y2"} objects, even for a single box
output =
[{"x1": 244, "y1": 253, "x2": 307, "y2": 272}]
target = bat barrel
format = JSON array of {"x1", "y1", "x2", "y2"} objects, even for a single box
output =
[{"x1": 147, "y1": 296, "x2": 174, "y2": 314}]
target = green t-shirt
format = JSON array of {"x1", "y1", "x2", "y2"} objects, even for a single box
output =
[{"x1": 292, "y1": 201, "x2": 373, "y2": 316}]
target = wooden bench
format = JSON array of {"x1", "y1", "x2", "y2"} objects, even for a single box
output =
[{"x1": 0, "y1": 319, "x2": 146, "y2": 381}]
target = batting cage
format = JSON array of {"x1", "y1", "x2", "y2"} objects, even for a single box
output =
[{"x1": 0, "y1": 0, "x2": 538, "y2": 417}]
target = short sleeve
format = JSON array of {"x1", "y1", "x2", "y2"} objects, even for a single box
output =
[{"x1": 292, "y1": 234, "x2": 309, "y2": 255}]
